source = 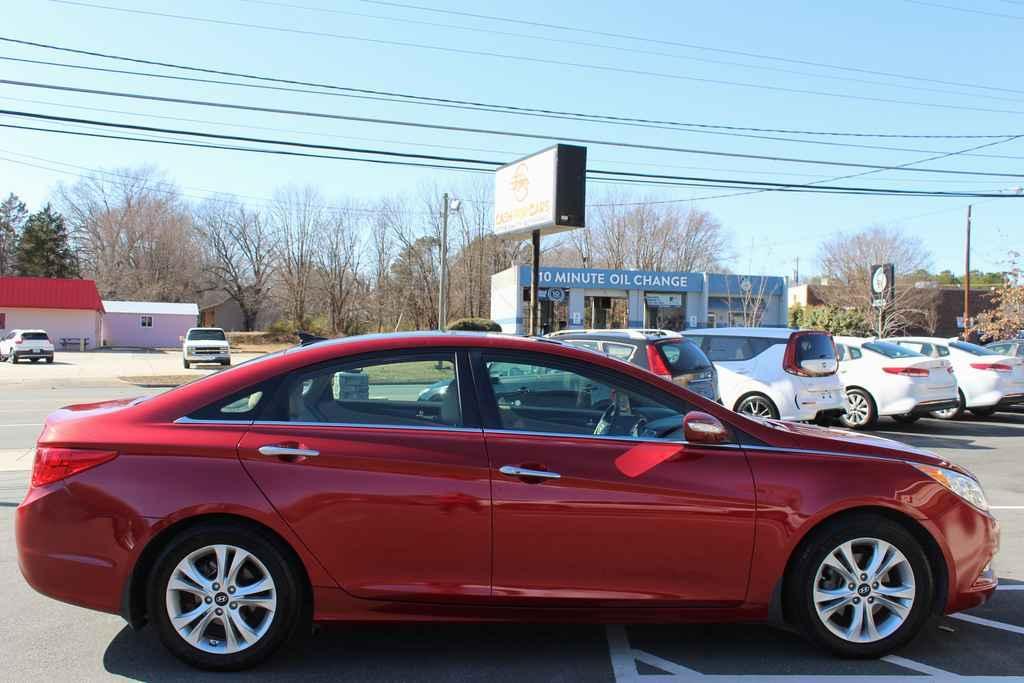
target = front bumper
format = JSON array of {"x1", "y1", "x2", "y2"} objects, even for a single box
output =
[
  {"x1": 942, "y1": 506, "x2": 1000, "y2": 614},
  {"x1": 184, "y1": 353, "x2": 230, "y2": 363}
]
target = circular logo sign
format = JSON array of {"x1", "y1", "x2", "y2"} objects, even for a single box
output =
[
  {"x1": 872, "y1": 268, "x2": 888, "y2": 295},
  {"x1": 546, "y1": 287, "x2": 565, "y2": 303},
  {"x1": 740, "y1": 278, "x2": 753, "y2": 293},
  {"x1": 511, "y1": 163, "x2": 530, "y2": 202}
]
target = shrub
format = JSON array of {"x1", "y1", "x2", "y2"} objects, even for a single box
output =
[{"x1": 447, "y1": 317, "x2": 502, "y2": 332}]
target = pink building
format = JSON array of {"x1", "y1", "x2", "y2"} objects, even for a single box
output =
[
  {"x1": 101, "y1": 300, "x2": 198, "y2": 348},
  {"x1": 0, "y1": 276, "x2": 104, "y2": 349}
]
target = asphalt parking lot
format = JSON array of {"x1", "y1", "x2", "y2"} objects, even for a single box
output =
[{"x1": 1, "y1": 385, "x2": 1022, "y2": 681}]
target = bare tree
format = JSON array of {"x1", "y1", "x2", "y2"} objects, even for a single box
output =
[
  {"x1": 194, "y1": 199, "x2": 277, "y2": 331},
  {"x1": 317, "y1": 204, "x2": 363, "y2": 335},
  {"x1": 817, "y1": 225, "x2": 935, "y2": 336},
  {"x1": 56, "y1": 167, "x2": 201, "y2": 301},
  {"x1": 271, "y1": 186, "x2": 323, "y2": 328}
]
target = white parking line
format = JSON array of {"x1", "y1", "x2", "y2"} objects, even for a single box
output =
[
  {"x1": 882, "y1": 655, "x2": 955, "y2": 676},
  {"x1": 996, "y1": 585, "x2": 1024, "y2": 591},
  {"x1": 990, "y1": 506, "x2": 1024, "y2": 510},
  {"x1": 633, "y1": 649, "x2": 701, "y2": 677},
  {"x1": 606, "y1": 625, "x2": 642, "y2": 682},
  {"x1": 0, "y1": 424, "x2": 42, "y2": 428},
  {"x1": 951, "y1": 613, "x2": 1024, "y2": 636}
]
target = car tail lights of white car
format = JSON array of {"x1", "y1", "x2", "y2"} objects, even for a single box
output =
[
  {"x1": 882, "y1": 367, "x2": 930, "y2": 377},
  {"x1": 970, "y1": 362, "x2": 1012, "y2": 373}
]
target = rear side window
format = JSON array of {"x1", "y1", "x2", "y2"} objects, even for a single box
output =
[
  {"x1": 658, "y1": 340, "x2": 710, "y2": 373},
  {"x1": 188, "y1": 386, "x2": 268, "y2": 421},
  {"x1": 864, "y1": 341, "x2": 921, "y2": 358},
  {"x1": 564, "y1": 340, "x2": 601, "y2": 351},
  {"x1": 950, "y1": 340, "x2": 999, "y2": 356},
  {"x1": 603, "y1": 342, "x2": 637, "y2": 362},
  {"x1": 21, "y1": 332, "x2": 48, "y2": 340},
  {"x1": 987, "y1": 343, "x2": 1010, "y2": 354},
  {"x1": 793, "y1": 333, "x2": 836, "y2": 363},
  {"x1": 703, "y1": 336, "x2": 780, "y2": 362}
]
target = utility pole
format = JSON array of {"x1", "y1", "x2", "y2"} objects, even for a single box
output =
[
  {"x1": 529, "y1": 230, "x2": 540, "y2": 335},
  {"x1": 963, "y1": 204, "x2": 972, "y2": 339},
  {"x1": 438, "y1": 193, "x2": 450, "y2": 331}
]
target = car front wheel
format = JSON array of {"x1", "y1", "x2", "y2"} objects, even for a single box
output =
[
  {"x1": 788, "y1": 515, "x2": 933, "y2": 658},
  {"x1": 147, "y1": 523, "x2": 308, "y2": 671}
]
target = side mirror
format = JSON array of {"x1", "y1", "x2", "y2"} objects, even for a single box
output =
[
  {"x1": 179, "y1": 335, "x2": 185, "y2": 343},
  {"x1": 800, "y1": 358, "x2": 838, "y2": 374},
  {"x1": 683, "y1": 411, "x2": 729, "y2": 444}
]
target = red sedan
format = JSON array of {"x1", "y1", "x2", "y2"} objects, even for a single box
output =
[{"x1": 17, "y1": 332, "x2": 998, "y2": 670}]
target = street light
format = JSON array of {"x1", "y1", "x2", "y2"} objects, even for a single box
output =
[{"x1": 438, "y1": 193, "x2": 461, "y2": 331}]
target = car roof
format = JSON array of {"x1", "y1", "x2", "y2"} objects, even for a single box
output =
[
  {"x1": 548, "y1": 328, "x2": 681, "y2": 341},
  {"x1": 682, "y1": 326, "x2": 800, "y2": 339},
  {"x1": 10, "y1": 329, "x2": 47, "y2": 334},
  {"x1": 885, "y1": 336, "x2": 953, "y2": 344},
  {"x1": 833, "y1": 336, "x2": 874, "y2": 345}
]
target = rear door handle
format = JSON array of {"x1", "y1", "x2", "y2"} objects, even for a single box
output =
[
  {"x1": 499, "y1": 465, "x2": 561, "y2": 480},
  {"x1": 258, "y1": 445, "x2": 320, "y2": 458}
]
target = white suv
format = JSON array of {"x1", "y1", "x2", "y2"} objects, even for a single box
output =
[
  {"x1": 682, "y1": 327, "x2": 843, "y2": 421},
  {"x1": 887, "y1": 336, "x2": 1024, "y2": 418},
  {"x1": 182, "y1": 327, "x2": 231, "y2": 368},
  {"x1": 833, "y1": 337, "x2": 958, "y2": 429},
  {"x1": 0, "y1": 329, "x2": 55, "y2": 364}
]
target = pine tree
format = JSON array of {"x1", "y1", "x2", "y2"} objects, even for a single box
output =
[
  {"x1": 14, "y1": 204, "x2": 79, "y2": 278},
  {"x1": 0, "y1": 193, "x2": 27, "y2": 276}
]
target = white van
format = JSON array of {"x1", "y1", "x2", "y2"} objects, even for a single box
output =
[{"x1": 682, "y1": 327, "x2": 843, "y2": 421}]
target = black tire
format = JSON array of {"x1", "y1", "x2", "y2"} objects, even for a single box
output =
[
  {"x1": 183, "y1": 359, "x2": 190, "y2": 369},
  {"x1": 45, "y1": 358, "x2": 53, "y2": 364},
  {"x1": 30, "y1": 358, "x2": 39, "y2": 363},
  {"x1": 891, "y1": 414, "x2": 920, "y2": 425},
  {"x1": 735, "y1": 393, "x2": 779, "y2": 419},
  {"x1": 146, "y1": 522, "x2": 308, "y2": 671},
  {"x1": 969, "y1": 406, "x2": 997, "y2": 418},
  {"x1": 787, "y1": 514, "x2": 934, "y2": 658},
  {"x1": 221, "y1": 359, "x2": 230, "y2": 366},
  {"x1": 8, "y1": 353, "x2": 16, "y2": 364},
  {"x1": 930, "y1": 390, "x2": 965, "y2": 420},
  {"x1": 839, "y1": 388, "x2": 877, "y2": 430}
]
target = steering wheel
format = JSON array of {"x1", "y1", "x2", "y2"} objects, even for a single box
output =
[
  {"x1": 593, "y1": 401, "x2": 619, "y2": 436},
  {"x1": 629, "y1": 417, "x2": 649, "y2": 438}
]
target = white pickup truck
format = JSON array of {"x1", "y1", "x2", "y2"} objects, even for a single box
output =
[{"x1": 182, "y1": 327, "x2": 231, "y2": 368}]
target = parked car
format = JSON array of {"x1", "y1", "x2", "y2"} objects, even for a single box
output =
[
  {"x1": 886, "y1": 337, "x2": 1024, "y2": 419},
  {"x1": 986, "y1": 339, "x2": 1024, "y2": 358},
  {"x1": 182, "y1": 327, "x2": 231, "y2": 369},
  {"x1": 18, "y1": 332, "x2": 997, "y2": 669},
  {"x1": 548, "y1": 329, "x2": 720, "y2": 402},
  {"x1": 832, "y1": 337, "x2": 958, "y2": 429},
  {"x1": 682, "y1": 327, "x2": 844, "y2": 421},
  {"x1": 0, "y1": 329, "x2": 55, "y2": 364}
]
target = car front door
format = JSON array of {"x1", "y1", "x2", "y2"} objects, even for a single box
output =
[
  {"x1": 237, "y1": 350, "x2": 492, "y2": 603},
  {"x1": 475, "y1": 351, "x2": 757, "y2": 606}
]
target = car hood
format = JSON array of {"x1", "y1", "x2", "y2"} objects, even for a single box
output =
[{"x1": 749, "y1": 417, "x2": 962, "y2": 471}]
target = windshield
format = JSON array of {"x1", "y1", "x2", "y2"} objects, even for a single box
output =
[
  {"x1": 863, "y1": 341, "x2": 922, "y2": 358},
  {"x1": 188, "y1": 329, "x2": 227, "y2": 342},
  {"x1": 950, "y1": 340, "x2": 999, "y2": 356},
  {"x1": 20, "y1": 332, "x2": 49, "y2": 341},
  {"x1": 658, "y1": 340, "x2": 711, "y2": 373}
]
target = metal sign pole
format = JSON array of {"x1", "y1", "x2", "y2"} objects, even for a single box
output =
[{"x1": 530, "y1": 229, "x2": 540, "y2": 336}]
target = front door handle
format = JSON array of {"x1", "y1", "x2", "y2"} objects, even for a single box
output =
[
  {"x1": 258, "y1": 445, "x2": 320, "y2": 458},
  {"x1": 499, "y1": 465, "x2": 561, "y2": 480}
]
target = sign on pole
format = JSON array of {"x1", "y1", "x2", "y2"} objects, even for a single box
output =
[{"x1": 870, "y1": 263, "x2": 895, "y2": 305}]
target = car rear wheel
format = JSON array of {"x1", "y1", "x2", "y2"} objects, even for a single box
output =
[
  {"x1": 735, "y1": 393, "x2": 779, "y2": 419},
  {"x1": 969, "y1": 406, "x2": 997, "y2": 418},
  {"x1": 183, "y1": 359, "x2": 190, "y2": 369},
  {"x1": 839, "y1": 389, "x2": 876, "y2": 430},
  {"x1": 788, "y1": 515, "x2": 933, "y2": 658},
  {"x1": 147, "y1": 523, "x2": 308, "y2": 671},
  {"x1": 930, "y1": 390, "x2": 965, "y2": 420}
]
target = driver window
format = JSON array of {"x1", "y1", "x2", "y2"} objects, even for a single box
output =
[{"x1": 482, "y1": 356, "x2": 687, "y2": 439}]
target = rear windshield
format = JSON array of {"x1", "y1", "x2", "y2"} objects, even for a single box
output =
[
  {"x1": 794, "y1": 333, "x2": 836, "y2": 362},
  {"x1": 188, "y1": 329, "x2": 227, "y2": 341},
  {"x1": 950, "y1": 340, "x2": 999, "y2": 356},
  {"x1": 20, "y1": 332, "x2": 49, "y2": 340},
  {"x1": 863, "y1": 341, "x2": 922, "y2": 358},
  {"x1": 658, "y1": 340, "x2": 711, "y2": 373}
]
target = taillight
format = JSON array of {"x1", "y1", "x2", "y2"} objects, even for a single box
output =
[
  {"x1": 645, "y1": 345, "x2": 673, "y2": 380},
  {"x1": 882, "y1": 367, "x2": 929, "y2": 377},
  {"x1": 947, "y1": 366, "x2": 955, "y2": 374},
  {"x1": 31, "y1": 447, "x2": 118, "y2": 487},
  {"x1": 970, "y1": 363, "x2": 1011, "y2": 373},
  {"x1": 14, "y1": 339, "x2": 22, "y2": 345}
]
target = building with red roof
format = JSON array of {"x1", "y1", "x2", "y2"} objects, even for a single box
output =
[{"x1": 0, "y1": 276, "x2": 105, "y2": 349}]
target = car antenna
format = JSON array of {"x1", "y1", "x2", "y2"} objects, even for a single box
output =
[{"x1": 297, "y1": 332, "x2": 328, "y2": 347}]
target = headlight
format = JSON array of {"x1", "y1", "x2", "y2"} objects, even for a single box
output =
[{"x1": 913, "y1": 464, "x2": 989, "y2": 512}]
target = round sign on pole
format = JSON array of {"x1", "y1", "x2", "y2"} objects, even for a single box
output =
[
  {"x1": 547, "y1": 287, "x2": 566, "y2": 303},
  {"x1": 871, "y1": 268, "x2": 888, "y2": 295}
]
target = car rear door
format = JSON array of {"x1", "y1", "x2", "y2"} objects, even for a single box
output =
[
  {"x1": 236, "y1": 350, "x2": 492, "y2": 603},
  {"x1": 475, "y1": 350, "x2": 756, "y2": 606}
]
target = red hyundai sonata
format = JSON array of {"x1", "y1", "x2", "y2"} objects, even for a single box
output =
[{"x1": 17, "y1": 332, "x2": 998, "y2": 670}]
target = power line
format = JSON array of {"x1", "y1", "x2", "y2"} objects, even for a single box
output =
[
  {"x1": 4, "y1": 118, "x2": 1022, "y2": 198},
  {"x1": 42, "y1": 0, "x2": 1024, "y2": 117},
  {"x1": 342, "y1": 0, "x2": 1024, "y2": 98},
  {"x1": 9, "y1": 53, "x2": 1024, "y2": 162},
  {"x1": 4, "y1": 36, "x2": 1016, "y2": 140},
  {"x1": 901, "y1": 0, "x2": 1024, "y2": 19},
  {"x1": 5, "y1": 81, "x2": 1024, "y2": 179}
]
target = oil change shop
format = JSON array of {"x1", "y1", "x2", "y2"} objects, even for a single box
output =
[{"x1": 490, "y1": 265, "x2": 787, "y2": 335}]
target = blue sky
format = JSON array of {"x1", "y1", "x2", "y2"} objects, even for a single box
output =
[{"x1": 2, "y1": 0, "x2": 1021, "y2": 277}]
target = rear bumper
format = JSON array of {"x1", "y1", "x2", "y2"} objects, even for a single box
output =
[
  {"x1": 11, "y1": 351, "x2": 53, "y2": 361},
  {"x1": 996, "y1": 393, "x2": 1024, "y2": 408},
  {"x1": 909, "y1": 398, "x2": 960, "y2": 416}
]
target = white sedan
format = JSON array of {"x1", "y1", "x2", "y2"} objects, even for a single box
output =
[
  {"x1": 833, "y1": 337, "x2": 958, "y2": 429},
  {"x1": 886, "y1": 336, "x2": 1024, "y2": 419}
]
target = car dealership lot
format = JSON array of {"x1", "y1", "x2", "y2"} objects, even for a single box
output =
[{"x1": 0, "y1": 387, "x2": 1022, "y2": 680}]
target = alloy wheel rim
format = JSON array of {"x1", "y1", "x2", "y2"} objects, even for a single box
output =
[
  {"x1": 812, "y1": 537, "x2": 916, "y2": 644},
  {"x1": 165, "y1": 544, "x2": 277, "y2": 655},
  {"x1": 843, "y1": 393, "x2": 869, "y2": 426},
  {"x1": 739, "y1": 397, "x2": 774, "y2": 418}
]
